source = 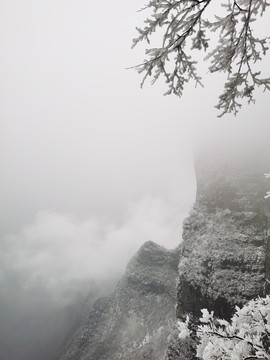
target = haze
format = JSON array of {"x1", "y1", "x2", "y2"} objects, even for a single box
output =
[{"x1": 0, "y1": 1, "x2": 269, "y2": 359}]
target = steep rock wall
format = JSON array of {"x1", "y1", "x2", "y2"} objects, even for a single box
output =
[
  {"x1": 166, "y1": 151, "x2": 270, "y2": 360},
  {"x1": 56, "y1": 241, "x2": 180, "y2": 360},
  {"x1": 56, "y1": 144, "x2": 270, "y2": 360},
  {"x1": 177, "y1": 155, "x2": 270, "y2": 320}
]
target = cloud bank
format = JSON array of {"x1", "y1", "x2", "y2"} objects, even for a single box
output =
[{"x1": 0, "y1": 193, "x2": 193, "y2": 308}]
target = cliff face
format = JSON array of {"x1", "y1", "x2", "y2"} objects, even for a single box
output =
[
  {"x1": 57, "y1": 147, "x2": 270, "y2": 360},
  {"x1": 163, "y1": 152, "x2": 270, "y2": 360},
  {"x1": 177, "y1": 206, "x2": 268, "y2": 320},
  {"x1": 177, "y1": 154, "x2": 270, "y2": 321},
  {"x1": 56, "y1": 241, "x2": 179, "y2": 360}
]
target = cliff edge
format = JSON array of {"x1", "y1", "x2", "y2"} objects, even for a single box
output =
[{"x1": 56, "y1": 241, "x2": 179, "y2": 360}]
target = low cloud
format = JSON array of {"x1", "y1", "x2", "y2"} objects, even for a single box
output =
[
  {"x1": 0, "y1": 194, "x2": 192, "y2": 308},
  {"x1": 0, "y1": 194, "x2": 193, "y2": 360}
]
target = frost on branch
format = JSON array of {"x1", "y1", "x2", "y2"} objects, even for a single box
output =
[
  {"x1": 132, "y1": 0, "x2": 270, "y2": 116},
  {"x1": 196, "y1": 296, "x2": 270, "y2": 360},
  {"x1": 177, "y1": 315, "x2": 191, "y2": 339}
]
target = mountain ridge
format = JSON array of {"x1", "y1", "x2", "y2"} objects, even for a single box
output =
[
  {"x1": 56, "y1": 147, "x2": 270, "y2": 360},
  {"x1": 56, "y1": 241, "x2": 179, "y2": 360}
]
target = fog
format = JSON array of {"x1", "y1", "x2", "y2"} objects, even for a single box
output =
[{"x1": 0, "y1": 1, "x2": 269, "y2": 359}]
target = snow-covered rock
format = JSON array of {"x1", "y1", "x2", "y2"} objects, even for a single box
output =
[{"x1": 56, "y1": 241, "x2": 179, "y2": 360}]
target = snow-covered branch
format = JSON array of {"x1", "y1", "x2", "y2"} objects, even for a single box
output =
[
  {"x1": 132, "y1": 0, "x2": 270, "y2": 116},
  {"x1": 196, "y1": 296, "x2": 270, "y2": 360}
]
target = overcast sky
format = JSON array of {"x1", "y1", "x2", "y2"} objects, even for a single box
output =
[{"x1": 0, "y1": 1, "x2": 270, "y2": 358}]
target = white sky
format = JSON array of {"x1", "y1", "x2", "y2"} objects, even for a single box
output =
[
  {"x1": 0, "y1": 0, "x2": 270, "y2": 330},
  {"x1": 0, "y1": 0, "x2": 198, "y2": 236}
]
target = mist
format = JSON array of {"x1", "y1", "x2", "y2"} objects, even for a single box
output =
[
  {"x1": 0, "y1": 193, "x2": 194, "y2": 360},
  {"x1": 1, "y1": 0, "x2": 270, "y2": 359},
  {"x1": 1, "y1": 194, "x2": 193, "y2": 302}
]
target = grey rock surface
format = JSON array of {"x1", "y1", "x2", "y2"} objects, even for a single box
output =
[
  {"x1": 56, "y1": 241, "x2": 179, "y2": 360},
  {"x1": 177, "y1": 155, "x2": 270, "y2": 320},
  {"x1": 57, "y1": 145, "x2": 270, "y2": 360},
  {"x1": 165, "y1": 152, "x2": 270, "y2": 360}
]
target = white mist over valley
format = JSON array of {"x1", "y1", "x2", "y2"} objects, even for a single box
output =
[{"x1": 1, "y1": 1, "x2": 269, "y2": 359}]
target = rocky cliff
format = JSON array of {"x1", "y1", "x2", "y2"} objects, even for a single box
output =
[
  {"x1": 56, "y1": 241, "x2": 180, "y2": 360},
  {"x1": 177, "y1": 153, "x2": 270, "y2": 320},
  {"x1": 57, "y1": 147, "x2": 270, "y2": 360},
  {"x1": 164, "y1": 151, "x2": 270, "y2": 360}
]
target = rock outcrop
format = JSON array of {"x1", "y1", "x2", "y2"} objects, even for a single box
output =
[
  {"x1": 57, "y1": 145, "x2": 270, "y2": 360},
  {"x1": 164, "y1": 151, "x2": 270, "y2": 360},
  {"x1": 177, "y1": 153, "x2": 270, "y2": 320},
  {"x1": 56, "y1": 241, "x2": 180, "y2": 360}
]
